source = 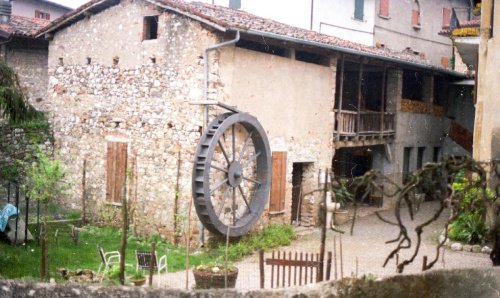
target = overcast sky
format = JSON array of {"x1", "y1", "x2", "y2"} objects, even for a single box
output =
[{"x1": 50, "y1": 0, "x2": 89, "y2": 9}]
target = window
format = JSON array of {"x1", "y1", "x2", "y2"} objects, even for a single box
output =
[
  {"x1": 106, "y1": 142, "x2": 128, "y2": 203},
  {"x1": 412, "y1": 0, "x2": 421, "y2": 28},
  {"x1": 434, "y1": 76, "x2": 447, "y2": 106},
  {"x1": 229, "y1": 0, "x2": 241, "y2": 9},
  {"x1": 354, "y1": 0, "x2": 364, "y2": 20},
  {"x1": 402, "y1": 70, "x2": 424, "y2": 101},
  {"x1": 35, "y1": 10, "x2": 50, "y2": 20},
  {"x1": 417, "y1": 147, "x2": 425, "y2": 169},
  {"x1": 442, "y1": 7, "x2": 451, "y2": 28},
  {"x1": 433, "y1": 147, "x2": 441, "y2": 163},
  {"x1": 143, "y1": 16, "x2": 158, "y2": 40},
  {"x1": 270, "y1": 151, "x2": 287, "y2": 213},
  {"x1": 379, "y1": 0, "x2": 389, "y2": 18}
]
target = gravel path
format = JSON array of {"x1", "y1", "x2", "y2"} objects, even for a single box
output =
[{"x1": 155, "y1": 201, "x2": 492, "y2": 291}]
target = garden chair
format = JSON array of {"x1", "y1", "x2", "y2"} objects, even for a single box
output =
[
  {"x1": 97, "y1": 245, "x2": 120, "y2": 275},
  {"x1": 135, "y1": 250, "x2": 167, "y2": 275}
]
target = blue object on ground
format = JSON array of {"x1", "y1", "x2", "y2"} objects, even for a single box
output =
[{"x1": 0, "y1": 203, "x2": 19, "y2": 232}]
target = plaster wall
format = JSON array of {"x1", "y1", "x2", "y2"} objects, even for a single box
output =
[
  {"x1": 473, "y1": 2, "x2": 500, "y2": 162},
  {"x1": 373, "y1": 0, "x2": 466, "y2": 65},
  {"x1": 218, "y1": 47, "x2": 335, "y2": 223},
  {"x1": 12, "y1": 0, "x2": 70, "y2": 19}
]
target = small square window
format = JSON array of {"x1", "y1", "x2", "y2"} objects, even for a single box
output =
[{"x1": 143, "y1": 16, "x2": 159, "y2": 40}]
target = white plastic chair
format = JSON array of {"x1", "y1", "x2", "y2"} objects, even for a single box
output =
[
  {"x1": 135, "y1": 250, "x2": 168, "y2": 274},
  {"x1": 97, "y1": 245, "x2": 120, "y2": 275}
]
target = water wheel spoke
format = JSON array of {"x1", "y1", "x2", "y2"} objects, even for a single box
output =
[
  {"x1": 217, "y1": 140, "x2": 230, "y2": 165},
  {"x1": 232, "y1": 124, "x2": 236, "y2": 162},
  {"x1": 242, "y1": 175, "x2": 261, "y2": 185},
  {"x1": 243, "y1": 151, "x2": 261, "y2": 167},
  {"x1": 217, "y1": 187, "x2": 231, "y2": 217},
  {"x1": 210, "y1": 178, "x2": 229, "y2": 195},
  {"x1": 237, "y1": 185, "x2": 252, "y2": 213},
  {"x1": 232, "y1": 187, "x2": 237, "y2": 225},
  {"x1": 211, "y1": 164, "x2": 228, "y2": 173},
  {"x1": 237, "y1": 130, "x2": 254, "y2": 162}
]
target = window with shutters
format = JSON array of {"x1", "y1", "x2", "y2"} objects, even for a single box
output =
[
  {"x1": 354, "y1": 0, "x2": 364, "y2": 20},
  {"x1": 442, "y1": 7, "x2": 451, "y2": 28},
  {"x1": 106, "y1": 142, "x2": 128, "y2": 204},
  {"x1": 412, "y1": 1, "x2": 421, "y2": 28},
  {"x1": 269, "y1": 151, "x2": 287, "y2": 213},
  {"x1": 229, "y1": 0, "x2": 241, "y2": 9},
  {"x1": 379, "y1": 0, "x2": 389, "y2": 18},
  {"x1": 35, "y1": 9, "x2": 50, "y2": 20}
]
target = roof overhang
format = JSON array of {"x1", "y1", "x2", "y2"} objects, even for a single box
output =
[
  {"x1": 454, "y1": 36, "x2": 480, "y2": 68},
  {"x1": 242, "y1": 29, "x2": 467, "y2": 78}
]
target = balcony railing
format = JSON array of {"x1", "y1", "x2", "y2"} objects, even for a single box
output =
[{"x1": 334, "y1": 109, "x2": 395, "y2": 140}]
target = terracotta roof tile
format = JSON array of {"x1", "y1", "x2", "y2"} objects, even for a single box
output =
[
  {"x1": 0, "y1": 15, "x2": 50, "y2": 37},
  {"x1": 38, "y1": 0, "x2": 457, "y2": 71}
]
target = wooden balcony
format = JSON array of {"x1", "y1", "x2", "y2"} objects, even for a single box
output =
[{"x1": 334, "y1": 109, "x2": 395, "y2": 146}]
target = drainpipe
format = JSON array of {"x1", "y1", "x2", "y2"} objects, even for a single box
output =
[
  {"x1": 203, "y1": 30, "x2": 240, "y2": 127},
  {"x1": 199, "y1": 30, "x2": 240, "y2": 245}
]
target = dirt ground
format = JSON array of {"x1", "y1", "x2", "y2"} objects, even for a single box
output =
[{"x1": 155, "y1": 201, "x2": 493, "y2": 291}]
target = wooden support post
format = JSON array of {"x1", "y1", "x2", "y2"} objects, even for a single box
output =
[
  {"x1": 333, "y1": 235, "x2": 338, "y2": 280},
  {"x1": 380, "y1": 65, "x2": 387, "y2": 136},
  {"x1": 149, "y1": 242, "x2": 156, "y2": 286},
  {"x1": 336, "y1": 57, "x2": 345, "y2": 140},
  {"x1": 259, "y1": 250, "x2": 265, "y2": 288},
  {"x1": 326, "y1": 251, "x2": 332, "y2": 281},
  {"x1": 318, "y1": 168, "x2": 328, "y2": 282},
  {"x1": 356, "y1": 62, "x2": 364, "y2": 137}
]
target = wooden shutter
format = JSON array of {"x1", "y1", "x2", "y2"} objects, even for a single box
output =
[
  {"x1": 354, "y1": 0, "x2": 364, "y2": 20},
  {"x1": 379, "y1": 0, "x2": 389, "y2": 17},
  {"x1": 442, "y1": 7, "x2": 451, "y2": 28},
  {"x1": 440, "y1": 56, "x2": 449, "y2": 68},
  {"x1": 270, "y1": 151, "x2": 287, "y2": 213},
  {"x1": 106, "y1": 142, "x2": 128, "y2": 203},
  {"x1": 35, "y1": 9, "x2": 40, "y2": 18},
  {"x1": 46, "y1": 13, "x2": 50, "y2": 20},
  {"x1": 412, "y1": 9, "x2": 420, "y2": 26}
]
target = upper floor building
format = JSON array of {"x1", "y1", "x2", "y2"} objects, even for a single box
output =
[{"x1": 12, "y1": 0, "x2": 71, "y2": 21}]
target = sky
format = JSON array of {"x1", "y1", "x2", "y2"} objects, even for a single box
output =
[{"x1": 49, "y1": 0, "x2": 90, "y2": 9}]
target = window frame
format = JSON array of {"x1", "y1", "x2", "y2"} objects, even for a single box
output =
[{"x1": 143, "y1": 15, "x2": 159, "y2": 41}]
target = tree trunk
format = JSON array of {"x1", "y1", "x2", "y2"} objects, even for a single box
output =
[
  {"x1": 491, "y1": 233, "x2": 500, "y2": 266},
  {"x1": 119, "y1": 182, "x2": 128, "y2": 285},
  {"x1": 40, "y1": 203, "x2": 48, "y2": 280}
]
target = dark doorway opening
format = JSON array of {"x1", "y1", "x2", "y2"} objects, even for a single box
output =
[{"x1": 291, "y1": 163, "x2": 304, "y2": 224}]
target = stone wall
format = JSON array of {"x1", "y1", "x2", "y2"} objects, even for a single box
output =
[
  {"x1": 44, "y1": 0, "x2": 339, "y2": 241},
  {"x1": 1, "y1": 267, "x2": 499, "y2": 297},
  {"x1": 44, "y1": 0, "x2": 216, "y2": 241},
  {"x1": 2, "y1": 39, "x2": 49, "y2": 105}
]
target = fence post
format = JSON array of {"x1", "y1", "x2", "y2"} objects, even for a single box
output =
[
  {"x1": 259, "y1": 250, "x2": 265, "y2": 288},
  {"x1": 14, "y1": 183, "x2": 19, "y2": 244},
  {"x1": 25, "y1": 195, "x2": 29, "y2": 246},
  {"x1": 149, "y1": 242, "x2": 155, "y2": 286}
]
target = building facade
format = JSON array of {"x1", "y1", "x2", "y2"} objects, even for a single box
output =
[
  {"x1": 37, "y1": 0, "x2": 467, "y2": 242},
  {"x1": 12, "y1": 0, "x2": 71, "y2": 21}
]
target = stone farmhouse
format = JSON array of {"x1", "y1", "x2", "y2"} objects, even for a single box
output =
[{"x1": 36, "y1": 0, "x2": 470, "y2": 242}]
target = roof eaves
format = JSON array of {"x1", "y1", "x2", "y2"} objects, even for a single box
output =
[
  {"x1": 144, "y1": 0, "x2": 228, "y2": 32},
  {"x1": 36, "y1": 0, "x2": 115, "y2": 38},
  {"x1": 243, "y1": 29, "x2": 466, "y2": 78}
]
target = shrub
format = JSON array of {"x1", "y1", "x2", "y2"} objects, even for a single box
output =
[{"x1": 448, "y1": 212, "x2": 488, "y2": 245}]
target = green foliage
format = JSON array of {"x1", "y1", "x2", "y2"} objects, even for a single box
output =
[
  {"x1": 24, "y1": 149, "x2": 67, "y2": 205},
  {"x1": 448, "y1": 212, "x2": 488, "y2": 244},
  {"x1": 0, "y1": 61, "x2": 44, "y2": 124},
  {"x1": 0, "y1": 163, "x2": 19, "y2": 181},
  {"x1": 334, "y1": 179, "x2": 354, "y2": 206},
  {"x1": 449, "y1": 171, "x2": 492, "y2": 244},
  {"x1": 215, "y1": 223, "x2": 295, "y2": 261}
]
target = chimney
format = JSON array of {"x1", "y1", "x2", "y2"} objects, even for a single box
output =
[{"x1": 0, "y1": 0, "x2": 11, "y2": 24}]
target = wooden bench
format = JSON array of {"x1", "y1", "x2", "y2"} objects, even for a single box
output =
[{"x1": 259, "y1": 250, "x2": 332, "y2": 289}]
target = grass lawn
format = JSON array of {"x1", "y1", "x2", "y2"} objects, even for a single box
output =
[{"x1": 0, "y1": 222, "x2": 295, "y2": 282}]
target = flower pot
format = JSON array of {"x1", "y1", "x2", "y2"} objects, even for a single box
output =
[
  {"x1": 192, "y1": 267, "x2": 238, "y2": 289},
  {"x1": 131, "y1": 278, "x2": 146, "y2": 286},
  {"x1": 333, "y1": 210, "x2": 350, "y2": 225}
]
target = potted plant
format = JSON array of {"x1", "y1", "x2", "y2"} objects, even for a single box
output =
[
  {"x1": 192, "y1": 263, "x2": 238, "y2": 289},
  {"x1": 331, "y1": 179, "x2": 353, "y2": 225},
  {"x1": 130, "y1": 269, "x2": 146, "y2": 286}
]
